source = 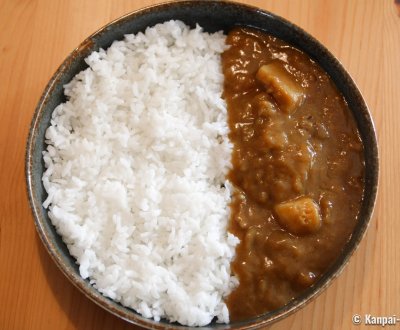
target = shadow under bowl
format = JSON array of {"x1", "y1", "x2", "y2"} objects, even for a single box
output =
[{"x1": 26, "y1": 1, "x2": 379, "y2": 329}]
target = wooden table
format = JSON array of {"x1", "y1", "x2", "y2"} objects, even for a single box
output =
[{"x1": 0, "y1": 1, "x2": 398, "y2": 329}]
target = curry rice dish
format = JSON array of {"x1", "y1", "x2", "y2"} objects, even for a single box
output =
[{"x1": 42, "y1": 21, "x2": 365, "y2": 325}]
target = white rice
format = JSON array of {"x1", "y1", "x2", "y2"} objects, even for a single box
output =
[{"x1": 42, "y1": 20, "x2": 239, "y2": 326}]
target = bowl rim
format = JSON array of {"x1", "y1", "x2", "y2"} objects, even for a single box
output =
[{"x1": 25, "y1": 0, "x2": 379, "y2": 329}]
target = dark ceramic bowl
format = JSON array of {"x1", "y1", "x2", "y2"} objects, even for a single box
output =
[{"x1": 26, "y1": 1, "x2": 379, "y2": 329}]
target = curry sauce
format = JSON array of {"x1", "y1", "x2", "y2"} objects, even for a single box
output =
[{"x1": 222, "y1": 28, "x2": 365, "y2": 320}]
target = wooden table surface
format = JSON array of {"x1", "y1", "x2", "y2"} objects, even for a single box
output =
[{"x1": 1, "y1": 0, "x2": 398, "y2": 329}]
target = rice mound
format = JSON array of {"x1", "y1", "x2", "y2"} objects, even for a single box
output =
[{"x1": 42, "y1": 20, "x2": 239, "y2": 326}]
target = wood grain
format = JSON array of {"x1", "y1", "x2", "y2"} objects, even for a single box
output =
[{"x1": 0, "y1": 1, "x2": 397, "y2": 329}]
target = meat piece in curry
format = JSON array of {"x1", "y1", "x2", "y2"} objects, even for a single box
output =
[
  {"x1": 274, "y1": 197, "x2": 322, "y2": 235},
  {"x1": 222, "y1": 27, "x2": 365, "y2": 321},
  {"x1": 256, "y1": 62, "x2": 305, "y2": 114}
]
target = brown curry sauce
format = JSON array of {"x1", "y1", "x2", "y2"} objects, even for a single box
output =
[{"x1": 222, "y1": 28, "x2": 365, "y2": 321}]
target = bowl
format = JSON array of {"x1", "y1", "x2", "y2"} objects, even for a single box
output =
[{"x1": 26, "y1": 1, "x2": 379, "y2": 328}]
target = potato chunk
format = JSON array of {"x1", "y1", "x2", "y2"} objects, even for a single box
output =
[
  {"x1": 256, "y1": 62, "x2": 304, "y2": 114},
  {"x1": 274, "y1": 197, "x2": 321, "y2": 235}
]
